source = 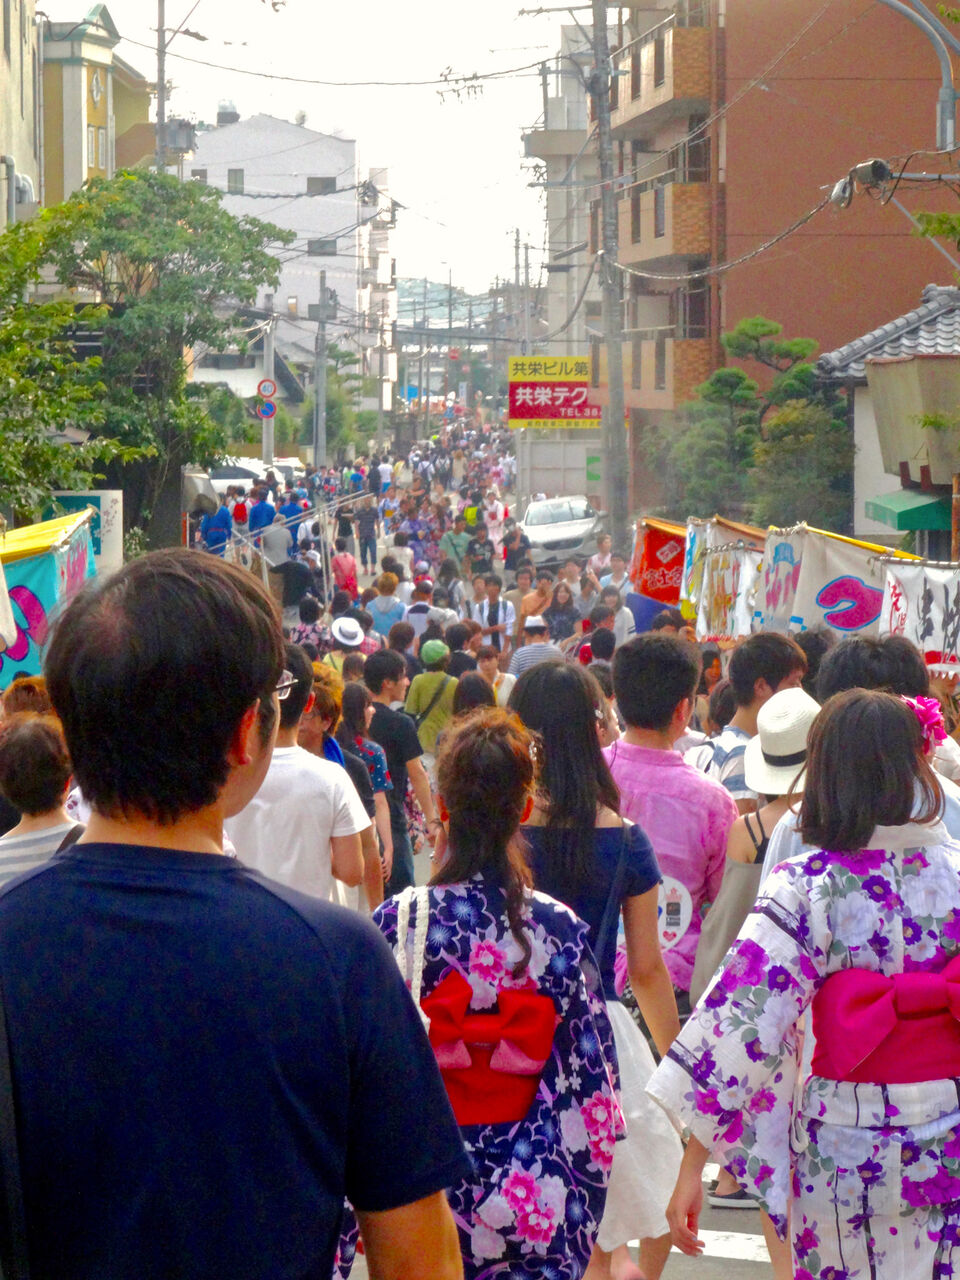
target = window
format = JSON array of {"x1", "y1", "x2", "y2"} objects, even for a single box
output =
[
  {"x1": 632, "y1": 335, "x2": 643, "y2": 390},
  {"x1": 3, "y1": 0, "x2": 9, "y2": 59},
  {"x1": 653, "y1": 35, "x2": 665, "y2": 88},
  {"x1": 98, "y1": 127, "x2": 106, "y2": 169},
  {"x1": 654, "y1": 332, "x2": 667, "y2": 391},
  {"x1": 306, "y1": 176, "x2": 337, "y2": 195},
  {"x1": 631, "y1": 193, "x2": 642, "y2": 243},
  {"x1": 631, "y1": 49, "x2": 641, "y2": 100},
  {"x1": 654, "y1": 185, "x2": 666, "y2": 238},
  {"x1": 190, "y1": 168, "x2": 208, "y2": 184},
  {"x1": 287, "y1": 296, "x2": 298, "y2": 315},
  {"x1": 227, "y1": 168, "x2": 244, "y2": 194},
  {"x1": 87, "y1": 125, "x2": 95, "y2": 170},
  {"x1": 307, "y1": 238, "x2": 337, "y2": 256}
]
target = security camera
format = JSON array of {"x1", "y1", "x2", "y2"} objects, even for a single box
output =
[
  {"x1": 851, "y1": 159, "x2": 892, "y2": 187},
  {"x1": 829, "y1": 177, "x2": 853, "y2": 209}
]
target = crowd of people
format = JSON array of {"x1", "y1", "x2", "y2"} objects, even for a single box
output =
[{"x1": 5, "y1": 432, "x2": 960, "y2": 1279}]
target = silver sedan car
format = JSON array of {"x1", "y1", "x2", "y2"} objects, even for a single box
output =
[{"x1": 518, "y1": 496, "x2": 606, "y2": 567}]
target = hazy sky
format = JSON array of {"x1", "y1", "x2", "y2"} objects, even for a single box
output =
[{"x1": 46, "y1": 0, "x2": 557, "y2": 292}]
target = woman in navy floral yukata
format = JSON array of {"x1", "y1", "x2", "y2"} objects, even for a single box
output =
[
  {"x1": 650, "y1": 688, "x2": 960, "y2": 1280},
  {"x1": 335, "y1": 708, "x2": 623, "y2": 1279}
]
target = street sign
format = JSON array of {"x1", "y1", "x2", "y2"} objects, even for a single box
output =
[
  {"x1": 507, "y1": 355, "x2": 601, "y2": 430},
  {"x1": 257, "y1": 378, "x2": 277, "y2": 398},
  {"x1": 257, "y1": 400, "x2": 277, "y2": 420}
]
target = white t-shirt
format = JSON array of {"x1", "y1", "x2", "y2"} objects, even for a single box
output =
[
  {"x1": 378, "y1": 462, "x2": 393, "y2": 485},
  {"x1": 225, "y1": 746, "x2": 369, "y2": 901}
]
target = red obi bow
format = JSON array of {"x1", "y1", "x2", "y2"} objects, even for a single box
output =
[
  {"x1": 812, "y1": 955, "x2": 960, "y2": 1084},
  {"x1": 421, "y1": 971, "x2": 558, "y2": 1127}
]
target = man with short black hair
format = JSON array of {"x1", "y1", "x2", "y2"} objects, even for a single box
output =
[
  {"x1": 600, "y1": 551, "x2": 629, "y2": 594},
  {"x1": 607, "y1": 635, "x2": 737, "y2": 1006},
  {"x1": 693, "y1": 631, "x2": 807, "y2": 813},
  {"x1": 476, "y1": 573, "x2": 515, "y2": 657},
  {"x1": 365, "y1": 649, "x2": 439, "y2": 893},
  {"x1": 10, "y1": 550, "x2": 468, "y2": 1280}
]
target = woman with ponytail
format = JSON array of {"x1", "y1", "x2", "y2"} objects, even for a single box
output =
[{"x1": 363, "y1": 708, "x2": 624, "y2": 1280}]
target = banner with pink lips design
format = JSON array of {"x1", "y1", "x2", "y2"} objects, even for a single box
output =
[{"x1": 755, "y1": 525, "x2": 917, "y2": 638}]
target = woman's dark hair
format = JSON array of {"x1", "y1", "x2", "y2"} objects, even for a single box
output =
[
  {"x1": 330, "y1": 590, "x2": 352, "y2": 618},
  {"x1": 707, "y1": 677, "x2": 736, "y2": 731},
  {"x1": 434, "y1": 709, "x2": 535, "y2": 977},
  {"x1": 393, "y1": 531, "x2": 409, "y2": 547},
  {"x1": 420, "y1": 620, "x2": 444, "y2": 645},
  {"x1": 508, "y1": 661, "x2": 620, "y2": 877},
  {"x1": 438, "y1": 558, "x2": 459, "y2": 583},
  {"x1": 0, "y1": 713, "x2": 71, "y2": 815},
  {"x1": 546, "y1": 581, "x2": 576, "y2": 613},
  {"x1": 387, "y1": 621, "x2": 415, "y2": 651},
  {"x1": 298, "y1": 595, "x2": 320, "y2": 624},
  {"x1": 799, "y1": 689, "x2": 941, "y2": 852},
  {"x1": 697, "y1": 645, "x2": 721, "y2": 695},
  {"x1": 453, "y1": 672, "x2": 496, "y2": 717},
  {"x1": 44, "y1": 549, "x2": 283, "y2": 825},
  {"x1": 335, "y1": 537, "x2": 347, "y2": 553},
  {"x1": 336, "y1": 679, "x2": 372, "y2": 746},
  {"x1": 793, "y1": 628, "x2": 835, "y2": 700}
]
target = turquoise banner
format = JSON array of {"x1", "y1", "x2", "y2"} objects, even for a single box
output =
[{"x1": 0, "y1": 525, "x2": 95, "y2": 687}]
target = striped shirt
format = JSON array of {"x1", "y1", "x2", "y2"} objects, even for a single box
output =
[
  {"x1": 0, "y1": 823, "x2": 75, "y2": 887},
  {"x1": 507, "y1": 641, "x2": 565, "y2": 678}
]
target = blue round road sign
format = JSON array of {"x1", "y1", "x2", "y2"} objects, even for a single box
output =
[{"x1": 257, "y1": 400, "x2": 277, "y2": 420}]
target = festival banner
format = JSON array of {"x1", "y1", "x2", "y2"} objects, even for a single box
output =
[
  {"x1": 696, "y1": 542, "x2": 763, "y2": 640},
  {"x1": 49, "y1": 491, "x2": 123, "y2": 575},
  {"x1": 681, "y1": 516, "x2": 766, "y2": 614},
  {"x1": 756, "y1": 525, "x2": 918, "y2": 637},
  {"x1": 0, "y1": 512, "x2": 96, "y2": 687},
  {"x1": 507, "y1": 355, "x2": 601, "y2": 430},
  {"x1": 880, "y1": 562, "x2": 960, "y2": 669},
  {"x1": 631, "y1": 517, "x2": 686, "y2": 605}
]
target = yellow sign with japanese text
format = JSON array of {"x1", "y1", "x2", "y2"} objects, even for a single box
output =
[{"x1": 507, "y1": 354, "x2": 601, "y2": 429}]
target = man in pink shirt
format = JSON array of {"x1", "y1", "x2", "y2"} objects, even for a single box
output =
[{"x1": 604, "y1": 633, "x2": 737, "y2": 1009}]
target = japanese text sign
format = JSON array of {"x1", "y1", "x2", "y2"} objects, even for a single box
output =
[{"x1": 507, "y1": 355, "x2": 600, "y2": 430}]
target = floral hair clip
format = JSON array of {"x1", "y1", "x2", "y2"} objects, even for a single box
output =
[{"x1": 901, "y1": 695, "x2": 948, "y2": 756}]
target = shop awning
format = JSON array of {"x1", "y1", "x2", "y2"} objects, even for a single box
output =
[{"x1": 864, "y1": 489, "x2": 952, "y2": 532}]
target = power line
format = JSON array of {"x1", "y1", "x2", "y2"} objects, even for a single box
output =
[
  {"x1": 120, "y1": 35, "x2": 548, "y2": 87},
  {"x1": 612, "y1": 197, "x2": 831, "y2": 283},
  {"x1": 534, "y1": 254, "x2": 597, "y2": 343}
]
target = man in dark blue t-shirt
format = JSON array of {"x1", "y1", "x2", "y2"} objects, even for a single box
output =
[{"x1": 9, "y1": 549, "x2": 468, "y2": 1280}]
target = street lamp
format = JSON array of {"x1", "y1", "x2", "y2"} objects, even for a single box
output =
[{"x1": 875, "y1": 0, "x2": 958, "y2": 149}]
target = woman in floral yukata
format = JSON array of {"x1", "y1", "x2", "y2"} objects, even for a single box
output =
[
  {"x1": 649, "y1": 688, "x2": 960, "y2": 1280},
  {"x1": 337, "y1": 708, "x2": 623, "y2": 1280}
]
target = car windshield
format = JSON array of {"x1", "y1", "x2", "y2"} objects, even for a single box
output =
[{"x1": 525, "y1": 499, "x2": 592, "y2": 526}]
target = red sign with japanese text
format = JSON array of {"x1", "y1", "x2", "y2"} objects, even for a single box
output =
[
  {"x1": 507, "y1": 355, "x2": 601, "y2": 430},
  {"x1": 636, "y1": 522, "x2": 685, "y2": 604}
]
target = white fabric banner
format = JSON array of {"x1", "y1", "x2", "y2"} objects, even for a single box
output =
[
  {"x1": 756, "y1": 526, "x2": 892, "y2": 637},
  {"x1": 881, "y1": 562, "x2": 960, "y2": 667},
  {"x1": 696, "y1": 543, "x2": 763, "y2": 640}
]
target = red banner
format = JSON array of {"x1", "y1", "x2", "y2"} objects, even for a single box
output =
[
  {"x1": 635, "y1": 522, "x2": 685, "y2": 604},
  {"x1": 508, "y1": 381, "x2": 600, "y2": 423}
]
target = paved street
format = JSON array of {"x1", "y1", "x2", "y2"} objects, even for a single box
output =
[{"x1": 350, "y1": 1165, "x2": 773, "y2": 1278}]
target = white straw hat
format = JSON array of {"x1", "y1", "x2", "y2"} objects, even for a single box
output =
[{"x1": 743, "y1": 687, "x2": 821, "y2": 796}]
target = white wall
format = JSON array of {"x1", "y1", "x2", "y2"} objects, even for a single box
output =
[
  {"x1": 0, "y1": 0, "x2": 40, "y2": 224},
  {"x1": 853, "y1": 384, "x2": 897, "y2": 539}
]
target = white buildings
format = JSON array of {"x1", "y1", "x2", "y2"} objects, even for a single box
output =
[
  {"x1": 521, "y1": 26, "x2": 602, "y2": 354},
  {"x1": 188, "y1": 111, "x2": 397, "y2": 422},
  {"x1": 0, "y1": 0, "x2": 41, "y2": 225}
]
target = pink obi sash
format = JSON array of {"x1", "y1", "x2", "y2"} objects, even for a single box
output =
[
  {"x1": 812, "y1": 956, "x2": 960, "y2": 1084},
  {"x1": 421, "y1": 971, "x2": 558, "y2": 1126}
]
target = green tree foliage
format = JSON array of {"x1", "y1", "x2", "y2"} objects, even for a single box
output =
[
  {"x1": 653, "y1": 316, "x2": 852, "y2": 531},
  {"x1": 0, "y1": 215, "x2": 141, "y2": 522},
  {"x1": 40, "y1": 170, "x2": 293, "y2": 543},
  {"x1": 750, "y1": 401, "x2": 854, "y2": 530}
]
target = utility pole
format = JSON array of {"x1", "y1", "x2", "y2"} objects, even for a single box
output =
[
  {"x1": 444, "y1": 266, "x2": 453, "y2": 402},
  {"x1": 590, "y1": 0, "x2": 630, "y2": 559},
  {"x1": 523, "y1": 243, "x2": 531, "y2": 354},
  {"x1": 261, "y1": 314, "x2": 276, "y2": 466},
  {"x1": 423, "y1": 276, "x2": 431, "y2": 438},
  {"x1": 376, "y1": 297, "x2": 387, "y2": 447},
  {"x1": 155, "y1": 0, "x2": 166, "y2": 172},
  {"x1": 312, "y1": 270, "x2": 328, "y2": 470},
  {"x1": 514, "y1": 229, "x2": 521, "y2": 349}
]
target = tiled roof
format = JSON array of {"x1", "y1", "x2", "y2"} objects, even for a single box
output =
[{"x1": 817, "y1": 284, "x2": 960, "y2": 382}]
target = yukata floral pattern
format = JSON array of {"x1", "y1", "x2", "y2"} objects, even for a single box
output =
[
  {"x1": 648, "y1": 824, "x2": 960, "y2": 1279},
  {"x1": 333, "y1": 876, "x2": 623, "y2": 1280}
]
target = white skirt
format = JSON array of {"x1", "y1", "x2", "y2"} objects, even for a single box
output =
[{"x1": 596, "y1": 1000, "x2": 683, "y2": 1251}]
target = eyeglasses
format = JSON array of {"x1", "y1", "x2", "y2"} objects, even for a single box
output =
[{"x1": 274, "y1": 670, "x2": 297, "y2": 701}]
